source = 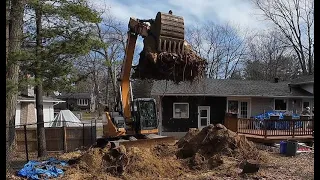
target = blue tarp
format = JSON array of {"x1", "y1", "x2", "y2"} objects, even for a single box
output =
[
  {"x1": 252, "y1": 111, "x2": 303, "y2": 130},
  {"x1": 17, "y1": 158, "x2": 68, "y2": 180}
]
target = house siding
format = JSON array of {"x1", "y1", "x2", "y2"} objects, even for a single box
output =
[
  {"x1": 20, "y1": 102, "x2": 37, "y2": 126},
  {"x1": 43, "y1": 103, "x2": 55, "y2": 127},
  {"x1": 161, "y1": 96, "x2": 226, "y2": 132},
  {"x1": 55, "y1": 98, "x2": 90, "y2": 111},
  {"x1": 17, "y1": 102, "x2": 55, "y2": 127},
  {"x1": 250, "y1": 98, "x2": 274, "y2": 117},
  {"x1": 251, "y1": 98, "x2": 305, "y2": 116},
  {"x1": 287, "y1": 99, "x2": 302, "y2": 114},
  {"x1": 15, "y1": 103, "x2": 21, "y2": 126}
]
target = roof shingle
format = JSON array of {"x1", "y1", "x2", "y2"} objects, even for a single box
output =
[{"x1": 149, "y1": 79, "x2": 313, "y2": 97}]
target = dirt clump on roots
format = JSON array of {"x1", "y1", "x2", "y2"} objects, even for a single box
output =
[
  {"x1": 176, "y1": 124, "x2": 267, "y2": 171},
  {"x1": 123, "y1": 146, "x2": 184, "y2": 179},
  {"x1": 60, "y1": 145, "x2": 185, "y2": 179},
  {"x1": 132, "y1": 35, "x2": 207, "y2": 83}
]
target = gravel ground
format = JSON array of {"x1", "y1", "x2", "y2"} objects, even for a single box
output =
[{"x1": 177, "y1": 151, "x2": 314, "y2": 180}]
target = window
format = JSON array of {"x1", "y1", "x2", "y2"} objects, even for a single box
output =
[
  {"x1": 303, "y1": 102, "x2": 310, "y2": 109},
  {"x1": 173, "y1": 103, "x2": 189, "y2": 118},
  {"x1": 77, "y1": 99, "x2": 89, "y2": 106},
  {"x1": 274, "y1": 99, "x2": 287, "y2": 111},
  {"x1": 228, "y1": 100, "x2": 238, "y2": 114},
  {"x1": 240, "y1": 102, "x2": 248, "y2": 118},
  {"x1": 227, "y1": 99, "x2": 250, "y2": 118}
]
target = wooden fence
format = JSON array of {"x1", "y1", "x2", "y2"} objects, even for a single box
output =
[{"x1": 15, "y1": 126, "x2": 96, "y2": 153}]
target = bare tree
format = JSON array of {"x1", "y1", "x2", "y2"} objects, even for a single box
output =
[
  {"x1": 252, "y1": 0, "x2": 314, "y2": 75},
  {"x1": 243, "y1": 30, "x2": 298, "y2": 80},
  {"x1": 74, "y1": 9, "x2": 126, "y2": 112},
  {"x1": 74, "y1": 52, "x2": 108, "y2": 114},
  {"x1": 186, "y1": 22, "x2": 248, "y2": 79}
]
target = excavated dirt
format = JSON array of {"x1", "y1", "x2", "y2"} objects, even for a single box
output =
[
  {"x1": 132, "y1": 36, "x2": 207, "y2": 83},
  {"x1": 176, "y1": 124, "x2": 267, "y2": 171},
  {"x1": 59, "y1": 144, "x2": 184, "y2": 180},
  {"x1": 58, "y1": 124, "x2": 268, "y2": 179}
]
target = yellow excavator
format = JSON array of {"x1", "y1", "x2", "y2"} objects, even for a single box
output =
[{"x1": 96, "y1": 11, "x2": 185, "y2": 148}]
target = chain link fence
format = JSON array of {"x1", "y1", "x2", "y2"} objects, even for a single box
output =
[{"x1": 6, "y1": 120, "x2": 97, "y2": 165}]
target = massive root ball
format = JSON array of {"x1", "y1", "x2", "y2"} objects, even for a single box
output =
[
  {"x1": 176, "y1": 124, "x2": 265, "y2": 170},
  {"x1": 132, "y1": 36, "x2": 207, "y2": 83}
]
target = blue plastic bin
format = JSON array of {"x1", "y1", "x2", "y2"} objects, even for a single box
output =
[{"x1": 280, "y1": 141, "x2": 287, "y2": 154}]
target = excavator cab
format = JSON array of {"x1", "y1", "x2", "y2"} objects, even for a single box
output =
[{"x1": 132, "y1": 98, "x2": 158, "y2": 134}]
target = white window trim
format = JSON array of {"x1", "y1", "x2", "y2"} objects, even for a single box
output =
[
  {"x1": 77, "y1": 99, "x2": 89, "y2": 106},
  {"x1": 274, "y1": 98, "x2": 288, "y2": 111},
  {"x1": 173, "y1": 102, "x2": 189, "y2": 119},
  {"x1": 226, "y1": 97, "x2": 251, "y2": 119}
]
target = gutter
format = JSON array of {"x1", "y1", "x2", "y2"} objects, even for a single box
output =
[
  {"x1": 288, "y1": 81, "x2": 314, "y2": 86},
  {"x1": 17, "y1": 100, "x2": 66, "y2": 103},
  {"x1": 151, "y1": 93, "x2": 314, "y2": 99}
]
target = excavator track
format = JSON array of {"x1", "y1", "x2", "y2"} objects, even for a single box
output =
[
  {"x1": 151, "y1": 12, "x2": 185, "y2": 54},
  {"x1": 111, "y1": 135, "x2": 176, "y2": 149},
  {"x1": 97, "y1": 134, "x2": 176, "y2": 149}
]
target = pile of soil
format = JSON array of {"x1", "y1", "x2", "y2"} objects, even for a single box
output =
[
  {"x1": 132, "y1": 36, "x2": 207, "y2": 83},
  {"x1": 176, "y1": 124, "x2": 266, "y2": 170},
  {"x1": 58, "y1": 124, "x2": 267, "y2": 179},
  {"x1": 60, "y1": 145, "x2": 185, "y2": 179}
]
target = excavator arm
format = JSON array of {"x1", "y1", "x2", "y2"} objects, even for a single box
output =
[
  {"x1": 102, "y1": 12, "x2": 185, "y2": 138},
  {"x1": 120, "y1": 18, "x2": 150, "y2": 123}
]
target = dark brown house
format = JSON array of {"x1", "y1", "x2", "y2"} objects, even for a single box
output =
[
  {"x1": 54, "y1": 93, "x2": 91, "y2": 111},
  {"x1": 133, "y1": 76, "x2": 314, "y2": 138}
]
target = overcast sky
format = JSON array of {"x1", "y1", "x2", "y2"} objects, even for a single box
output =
[
  {"x1": 90, "y1": 0, "x2": 270, "y2": 64},
  {"x1": 91, "y1": 0, "x2": 268, "y2": 29}
]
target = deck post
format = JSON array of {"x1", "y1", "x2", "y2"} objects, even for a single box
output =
[
  {"x1": 263, "y1": 119, "x2": 267, "y2": 138},
  {"x1": 292, "y1": 119, "x2": 295, "y2": 138},
  {"x1": 63, "y1": 125, "x2": 67, "y2": 152}
]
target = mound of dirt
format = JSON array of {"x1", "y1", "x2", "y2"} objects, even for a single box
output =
[
  {"x1": 62, "y1": 145, "x2": 185, "y2": 179},
  {"x1": 60, "y1": 125, "x2": 268, "y2": 179},
  {"x1": 132, "y1": 36, "x2": 207, "y2": 83},
  {"x1": 177, "y1": 128, "x2": 200, "y2": 148},
  {"x1": 123, "y1": 146, "x2": 184, "y2": 179},
  {"x1": 177, "y1": 124, "x2": 266, "y2": 170}
]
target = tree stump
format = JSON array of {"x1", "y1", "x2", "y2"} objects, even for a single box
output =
[{"x1": 240, "y1": 160, "x2": 260, "y2": 174}]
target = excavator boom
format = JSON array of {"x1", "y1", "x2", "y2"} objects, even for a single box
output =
[{"x1": 99, "y1": 11, "x2": 185, "y2": 148}]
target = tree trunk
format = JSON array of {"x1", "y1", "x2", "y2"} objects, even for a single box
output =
[
  {"x1": 6, "y1": 0, "x2": 10, "y2": 65},
  {"x1": 6, "y1": 0, "x2": 25, "y2": 167},
  {"x1": 35, "y1": 3, "x2": 47, "y2": 157}
]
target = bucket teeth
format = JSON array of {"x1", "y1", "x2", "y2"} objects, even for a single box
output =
[
  {"x1": 158, "y1": 38, "x2": 184, "y2": 54},
  {"x1": 173, "y1": 41, "x2": 177, "y2": 53}
]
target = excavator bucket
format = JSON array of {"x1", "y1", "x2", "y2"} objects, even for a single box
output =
[
  {"x1": 133, "y1": 11, "x2": 206, "y2": 82},
  {"x1": 150, "y1": 12, "x2": 185, "y2": 54}
]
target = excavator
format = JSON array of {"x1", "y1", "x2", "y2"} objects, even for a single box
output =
[{"x1": 96, "y1": 11, "x2": 185, "y2": 148}]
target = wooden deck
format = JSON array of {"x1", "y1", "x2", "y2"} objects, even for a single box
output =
[
  {"x1": 238, "y1": 133, "x2": 314, "y2": 143},
  {"x1": 224, "y1": 113, "x2": 314, "y2": 144},
  {"x1": 239, "y1": 128, "x2": 313, "y2": 136}
]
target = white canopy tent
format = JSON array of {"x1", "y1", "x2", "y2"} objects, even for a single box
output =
[{"x1": 49, "y1": 110, "x2": 82, "y2": 127}]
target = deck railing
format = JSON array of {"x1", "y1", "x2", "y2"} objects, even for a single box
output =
[
  {"x1": 224, "y1": 113, "x2": 314, "y2": 138},
  {"x1": 237, "y1": 118, "x2": 313, "y2": 137}
]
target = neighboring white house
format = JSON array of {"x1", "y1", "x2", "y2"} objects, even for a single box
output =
[{"x1": 15, "y1": 96, "x2": 65, "y2": 127}]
